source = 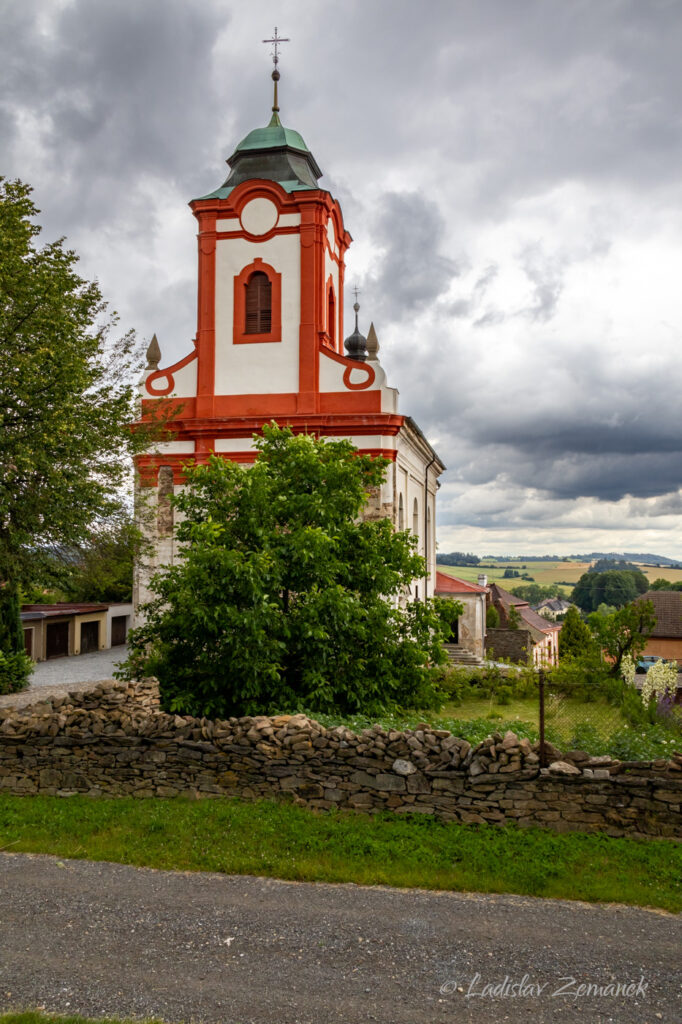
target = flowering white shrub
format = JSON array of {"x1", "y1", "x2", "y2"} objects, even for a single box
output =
[
  {"x1": 641, "y1": 659, "x2": 678, "y2": 706},
  {"x1": 621, "y1": 655, "x2": 636, "y2": 687}
]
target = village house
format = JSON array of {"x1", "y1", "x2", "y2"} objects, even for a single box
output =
[
  {"x1": 434, "y1": 571, "x2": 487, "y2": 664},
  {"x1": 638, "y1": 590, "x2": 682, "y2": 662},
  {"x1": 486, "y1": 582, "x2": 560, "y2": 666},
  {"x1": 134, "y1": 67, "x2": 444, "y2": 616}
]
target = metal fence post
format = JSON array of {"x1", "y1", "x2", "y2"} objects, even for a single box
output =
[{"x1": 538, "y1": 668, "x2": 547, "y2": 767}]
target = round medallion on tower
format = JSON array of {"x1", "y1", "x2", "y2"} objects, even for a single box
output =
[{"x1": 239, "y1": 197, "x2": 279, "y2": 236}]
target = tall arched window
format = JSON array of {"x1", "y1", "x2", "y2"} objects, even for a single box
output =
[
  {"x1": 327, "y1": 286, "x2": 336, "y2": 347},
  {"x1": 245, "y1": 272, "x2": 271, "y2": 334},
  {"x1": 413, "y1": 497, "x2": 419, "y2": 538},
  {"x1": 398, "y1": 493, "x2": 404, "y2": 530},
  {"x1": 233, "y1": 258, "x2": 281, "y2": 344}
]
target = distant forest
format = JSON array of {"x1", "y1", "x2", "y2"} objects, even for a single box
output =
[{"x1": 436, "y1": 551, "x2": 681, "y2": 567}]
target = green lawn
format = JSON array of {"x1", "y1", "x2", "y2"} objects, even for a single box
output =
[{"x1": 0, "y1": 794, "x2": 679, "y2": 912}]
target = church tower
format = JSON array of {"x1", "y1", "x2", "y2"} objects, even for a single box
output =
[{"x1": 135, "y1": 60, "x2": 444, "y2": 613}]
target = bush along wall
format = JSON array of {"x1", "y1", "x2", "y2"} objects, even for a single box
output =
[{"x1": 0, "y1": 681, "x2": 680, "y2": 840}]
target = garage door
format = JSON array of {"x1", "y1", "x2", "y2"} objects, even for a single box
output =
[
  {"x1": 46, "y1": 621, "x2": 69, "y2": 659},
  {"x1": 80, "y1": 620, "x2": 100, "y2": 654}
]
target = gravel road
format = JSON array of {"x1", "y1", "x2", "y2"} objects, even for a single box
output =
[{"x1": 0, "y1": 853, "x2": 679, "y2": 1024}]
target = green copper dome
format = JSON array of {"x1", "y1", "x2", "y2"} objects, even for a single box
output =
[
  {"x1": 194, "y1": 112, "x2": 323, "y2": 202},
  {"x1": 234, "y1": 121, "x2": 310, "y2": 155}
]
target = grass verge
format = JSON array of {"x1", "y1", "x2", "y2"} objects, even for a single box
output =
[{"x1": 0, "y1": 794, "x2": 679, "y2": 912}]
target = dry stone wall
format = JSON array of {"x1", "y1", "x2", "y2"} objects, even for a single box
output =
[{"x1": 0, "y1": 680, "x2": 680, "y2": 840}]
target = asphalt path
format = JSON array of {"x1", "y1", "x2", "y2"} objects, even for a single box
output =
[{"x1": 0, "y1": 853, "x2": 679, "y2": 1024}]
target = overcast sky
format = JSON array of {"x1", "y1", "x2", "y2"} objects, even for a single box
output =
[{"x1": 3, "y1": 0, "x2": 682, "y2": 557}]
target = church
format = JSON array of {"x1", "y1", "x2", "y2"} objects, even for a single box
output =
[{"x1": 134, "y1": 61, "x2": 444, "y2": 615}]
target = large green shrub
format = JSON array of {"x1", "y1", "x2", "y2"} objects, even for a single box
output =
[
  {"x1": 0, "y1": 649, "x2": 32, "y2": 694},
  {"x1": 123, "y1": 426, "x2": 452, "y2": 718}
]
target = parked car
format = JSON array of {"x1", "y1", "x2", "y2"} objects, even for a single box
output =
[{"x1": 636, "y1": 655, "x2": 664, "y2": 674}]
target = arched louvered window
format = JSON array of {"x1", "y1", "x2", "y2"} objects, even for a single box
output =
[{"x1": 245, "y1": 272, "x2": 272, "y2": 334}]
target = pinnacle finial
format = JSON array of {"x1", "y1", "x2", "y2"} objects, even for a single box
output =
[
  {"x1": 366, "y1": 322, "x2": 379, "y2": 359},
  {"x1": 263, "y1": 28, "x2": 289, "y2": 122},
  {"x1": 146, "y1": 333, "x2": 161, "y2": 370}
]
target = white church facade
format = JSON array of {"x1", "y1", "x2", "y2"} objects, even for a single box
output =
[{"x1": 135, "y1": 73, "x2": 444, "y2": 613}]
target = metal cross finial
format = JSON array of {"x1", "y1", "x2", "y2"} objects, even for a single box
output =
[
  {"x1": 262, "y1": 27, "x2": 290, "y2": 68},
  {"x1": 353, "y1": 286, "x2": 360, "y2": 330}
]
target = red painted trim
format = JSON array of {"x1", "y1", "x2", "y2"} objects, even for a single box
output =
[
  {"x1": 233, "y1": 258, "x2": 282, "y2": 344},
  {"x1": 216, "y1": 225, "x2": 300, "y2": 243},
  {"x1": 145, "y1": 347, "x2": 198, "y2": 397},
  {"x1": 140, "y1": 393, "x2": 390, "y2": 430},
  {"x1": 319, "y1": 344, "x2": 376, "y2": 390},
  {"x1": 136, "y1": 442, "x2": 398, "y2": 486},
  {"x1": 298, "y1": 204, "x2": 319, "y2": 409},
  {"x1": 195, "y1": 209, "x2": 217, "y2": 418}
]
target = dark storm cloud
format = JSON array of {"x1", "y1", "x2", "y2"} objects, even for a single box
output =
[
  {"x1": 1, "y1": 0, "x2": 228, "y2": 226},
  {"x1": 363, "y1": 191, "x2": 459, "y2": 320},
  {"x1": 3, "y1": 0, "x2": 682, "y2": 550}
]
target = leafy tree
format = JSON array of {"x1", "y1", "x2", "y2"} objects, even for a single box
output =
[
  {"x1": 507, "y1": 605, "x2": 521, "y2": 630},
  {"x1": 0, "y1": 179, "x2": 155, "y2": 660},
  {"x1": 26, "y1": 517, "x2": 137, "y2": 604},
  {"x1": 571, "y1": 569, "x2": 647, "y2": 612},
  {"x1": 589, "y1": 600, "x2": 657, "y2": 677},
  {"x1": 436, "y1": 551, "x2": 480, "y2": 566},
  {"x1": 0, "y1": 582, "x2": 31, "y2": 692},
  {"x1": 558, "y1": 606, "x2": 595, "y2": 661},
  {"x1": 649, "y1": 578, "x2": 682, "y2": 592},
  {"x1": 508, "y1": 582, "x2": 561, "y2": 604},
  {"x1": 589, "y1": 558, "x2": 640, "y2": 574},
  {"x1": 123, "y1": 425, "x2": 451, "y2": 718},
  {"x1": 486, "y1": 605, "x2": 500, "y2": 629}
]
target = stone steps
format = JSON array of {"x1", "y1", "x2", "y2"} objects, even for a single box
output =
[{"x1": 443, "y1": 644, "x2": 483, "y2": 667}]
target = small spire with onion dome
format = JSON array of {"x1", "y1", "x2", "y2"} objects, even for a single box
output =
[{"x1": 344, "y1": 288, "x2": 367, "y2": 362}]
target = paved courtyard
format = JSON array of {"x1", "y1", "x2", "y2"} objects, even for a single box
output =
[{"x1": 30, "y1": 646, "x2": 129, "y2": 687}]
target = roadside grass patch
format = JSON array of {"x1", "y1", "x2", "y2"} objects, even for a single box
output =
[{"x1": 0, "y1": 794, "x2": 679, "y2": 912}]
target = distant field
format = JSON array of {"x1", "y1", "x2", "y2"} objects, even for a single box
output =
[{"x1": 435, "y1": 559, "x2": 682, "y2": 595}]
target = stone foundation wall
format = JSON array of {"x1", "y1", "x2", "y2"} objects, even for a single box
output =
[
  {"x1": 485, "y1": 628, "x2": 532, "y2": 664},
  {"x1": 0, "y1": 681, "x2": 680, "y2": 840}
]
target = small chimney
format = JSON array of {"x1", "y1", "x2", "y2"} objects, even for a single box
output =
[{"x1": 478, "y1": 574, "x2": 488, "y2": 588}]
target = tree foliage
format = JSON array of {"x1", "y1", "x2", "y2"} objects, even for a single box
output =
[
  {"x1": 436, "y1": 551, "x2": 480, "y2": 566},
  {"x1": 589, "y1": 600, "x2": 657, "y2": 677},
  {"x1": 123, "y1": 426, "x2": 451, "y2": 718},
  {"x1": 508, "y1": 582, "x2": 561, "y2": 604},
  {"x1": 558, "y1": 606, "x2": 595, "y2": 661},
  {"x1": 571, "y1": 569, "x2": 648, "y2": 612},
  {"x1": 26, "y1": 516, "x2": 137, "y2": 604},
  {"x1": 0, "y1": 179, "x2": 155, "y2": 655},
  {"x1": 649, "y1": 578, "x2": 682, "y2": 591}
]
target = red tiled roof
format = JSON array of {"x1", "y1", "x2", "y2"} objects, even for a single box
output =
[
  {"x1": 435, "y1": 571, "x2": 487, "y2": 594},
  {"x1": 519, "y1": 606, "x2": 561, "y2": 634},
  {"x1": 641, "y1": 591, "x2": 682, "y2": 638},
  {"x1": 488, "y1": 582, "x2": 528, "y2": 608},
  {"x1": 21, "y1": 603, "x2": 107, "y2": 618}
]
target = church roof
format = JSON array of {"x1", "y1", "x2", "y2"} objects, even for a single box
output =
[{"x1": 194, "y1": 114, "x2": 323, "y2": 202}]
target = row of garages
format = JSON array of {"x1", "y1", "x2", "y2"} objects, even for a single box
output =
[{"x1": 20, "y1": 602, "x2": 133, "y2": 662}]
